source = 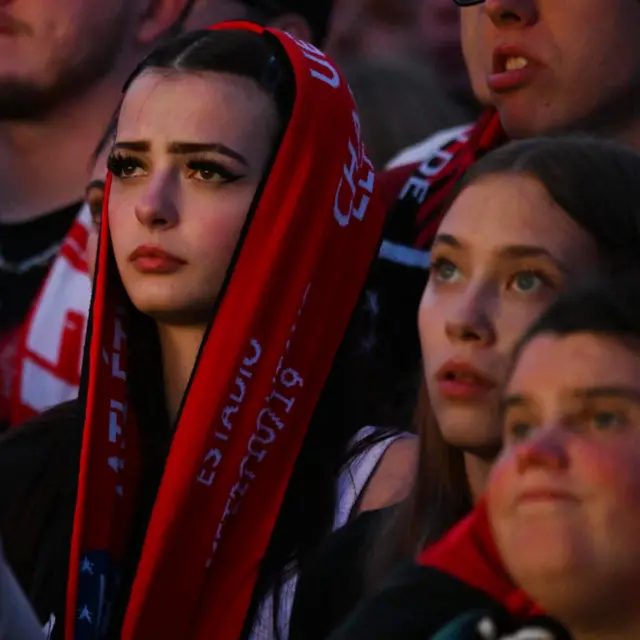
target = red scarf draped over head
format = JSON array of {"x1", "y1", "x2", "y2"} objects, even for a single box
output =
[
  {"x1": 66, "y1": 22, "x2": 386, "y2": 640},
  {"x1": 418, "y1": 499, "x2": 543, "y2": 619}
]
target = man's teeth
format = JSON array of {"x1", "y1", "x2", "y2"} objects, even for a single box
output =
[{"x1": 505, "y1": 56, "x2": 529, "y2": 71}]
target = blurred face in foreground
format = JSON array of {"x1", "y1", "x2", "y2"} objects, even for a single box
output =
[{"x1": 490, "y1": 331, "x2": 640, "y2": 638}]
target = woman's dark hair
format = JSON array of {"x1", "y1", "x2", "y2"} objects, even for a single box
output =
[
  {"x1": 514, "y1": 270, "x2": 640, "y2": 366},
  {"x1": 124, "y1": 28, "x2": 295, "y2": 134},
  {"x1": 457, "y1": 136, "x2": 640, "y2": 269},
  {"x1": 365, "y1": 136, "x2": 640, "y2": 590}
]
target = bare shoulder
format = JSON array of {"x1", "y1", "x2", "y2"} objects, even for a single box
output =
[{"x1": 357, "y1": 435, "x2": 418, "y2": 513}]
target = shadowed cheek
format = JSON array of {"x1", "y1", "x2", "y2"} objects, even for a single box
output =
[{"x1": 577, "y1": 443, "x2": 640, "y2": 516}]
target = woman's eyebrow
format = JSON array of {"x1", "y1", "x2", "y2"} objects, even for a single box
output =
[{"x1": 112, "y1": 140, "x2": 248, "y2": 167}]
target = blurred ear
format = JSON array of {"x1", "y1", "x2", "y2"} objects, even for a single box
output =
[
  {"x1": 268, "y1": 12, "x2": 312, "y2": 44},
  {"x1": 135, "y1": 0, "x2": 194, "y2": 45}
]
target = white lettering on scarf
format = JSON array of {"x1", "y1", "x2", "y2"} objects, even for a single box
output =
[
  {"x1": 398, "y1": 128, "x2": 470, "y2": 206},
  {"x1": 196, "y1": 339, "x2": 262, "y2": 487},
  {"x1": 334, "y1": 111, "x2": 375, "y2": 228},
  {"x1": 104, "y1": 308, "x2": 127, "y2": 497},
  {"x1": 293, "y1": 38, "x2": 340, "y2": 89},
  {"x1": 204, "y1": 285, "x2": 311, "y2": 568},
  {"x1": 288, "y1": 36, "x2": 374, "y2": 229}
]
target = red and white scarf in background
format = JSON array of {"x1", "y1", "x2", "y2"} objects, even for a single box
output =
[
  {"x1": 66, "y1": 22, "x2": 387, "y2": 640},
  {"x1": 7, "y1": 205, "x2": 91, "y2": 427}
]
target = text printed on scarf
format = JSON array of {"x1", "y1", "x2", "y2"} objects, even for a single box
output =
[
  {"x1": 200, "y1": 285, "x2": 311, "y2": 568},
  {"x1": 333, "y1": 113, "x2": 375, "y2": 229},
  {"x1": 292, "y1": 37, "x2": 375, "y2": 230},
  {"x1": 107, "y1": 308, "x2": 127, "y2": 497}
]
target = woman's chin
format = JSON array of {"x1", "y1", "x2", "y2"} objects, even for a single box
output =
[
  {"x1": 437, "y1": 406, "x2": 501, "y2": 452},
  {"x1": 130, "y1": 298, "x2": 214, "y2": 326}
]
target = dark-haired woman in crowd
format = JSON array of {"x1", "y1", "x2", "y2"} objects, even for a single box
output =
[
  {"x1": 0, "y1": 23, "x2": 413, "y2": 640},
  {"x1": 289, "y1": 136, "x2": 640, "y2": 640}
]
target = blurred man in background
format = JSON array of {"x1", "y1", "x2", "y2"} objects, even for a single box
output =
[{"x1": 0, "y1": 0, "x2": 191, "y2": 429}]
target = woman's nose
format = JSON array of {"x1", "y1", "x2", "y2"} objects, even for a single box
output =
[
  {"x1": 444, "y1": 289, "x2": 497, "y2": 347},
  {"x1": 134, "y1": 174, "x2": 179, "y2": 230}
]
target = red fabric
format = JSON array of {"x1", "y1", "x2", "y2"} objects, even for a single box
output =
[
  {"x1": 0, "y1": 327, "x2": 19, "y2": 426},
  {"x1": 8, "y1": 212, "x2": 90, "y2": 427},
  {"x1": 377, "y1": 163, "x2": 418, "y2": 212},
  {"x1": 418, "y1": 499, "x2": 543, "y2": 619},
  {"x1": 66, "y1": 23, "x2": 386, "y2": 640}
]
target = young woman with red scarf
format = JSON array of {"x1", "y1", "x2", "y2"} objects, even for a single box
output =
[
  {"x1": 0, "y1": 22, "x2": 406, "y2": 640},
  {"x1": 289, "y1": 136, "x2": 640, "y2": 640}
]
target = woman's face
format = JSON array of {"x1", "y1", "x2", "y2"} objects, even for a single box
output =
[
  {"x1": 489, "y1": 332, "x2": 640, "y2": 630},
  {"x1": 418, "y1": 173, "x2": 600, "y2": 454},
  {"x1": 108, "y1": 69, "x2": 277, "y2": 325}
]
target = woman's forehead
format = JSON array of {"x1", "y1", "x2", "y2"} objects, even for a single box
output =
[
  {"x1": 439, "y1": 174, "x2": 597, "y2": 264},
  {"x1": 117, "y1": 70, "x2": 275, "y2": 151},
  {"x1": 507, "y1": 333, "x2": 640, "y2": 403}
]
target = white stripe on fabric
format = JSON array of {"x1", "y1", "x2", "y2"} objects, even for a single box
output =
[
  {"x1": 378, "y1": 240, "x2": 431, "y2": 269},
  {"x1": 385, "y1": 124, "x2": 472, "y2": 170}
]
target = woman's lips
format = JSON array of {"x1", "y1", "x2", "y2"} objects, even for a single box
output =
[
  {"x1": 435, "y1": 361, "x2": 497, "y2": 401},
  {"x1": 129, "y1": 245, "x2": 186, "y2": 274}
]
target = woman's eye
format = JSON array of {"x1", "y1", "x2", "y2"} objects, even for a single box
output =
[
  {"x1": 187, "y1": 161, "x2": 238, "y2": 183},
  {"x1": 121, "y1": 162, "x2": 140, "y2": 177},
  {"x1": 432, "y1": 258, "x2": 461, "y2": 283},
  {"x1": 510, "y1": 270, "x2": 546, "y2": 294},
  {"x1": 107, "y1": 154, "x2": 145, "y2": 179}
]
